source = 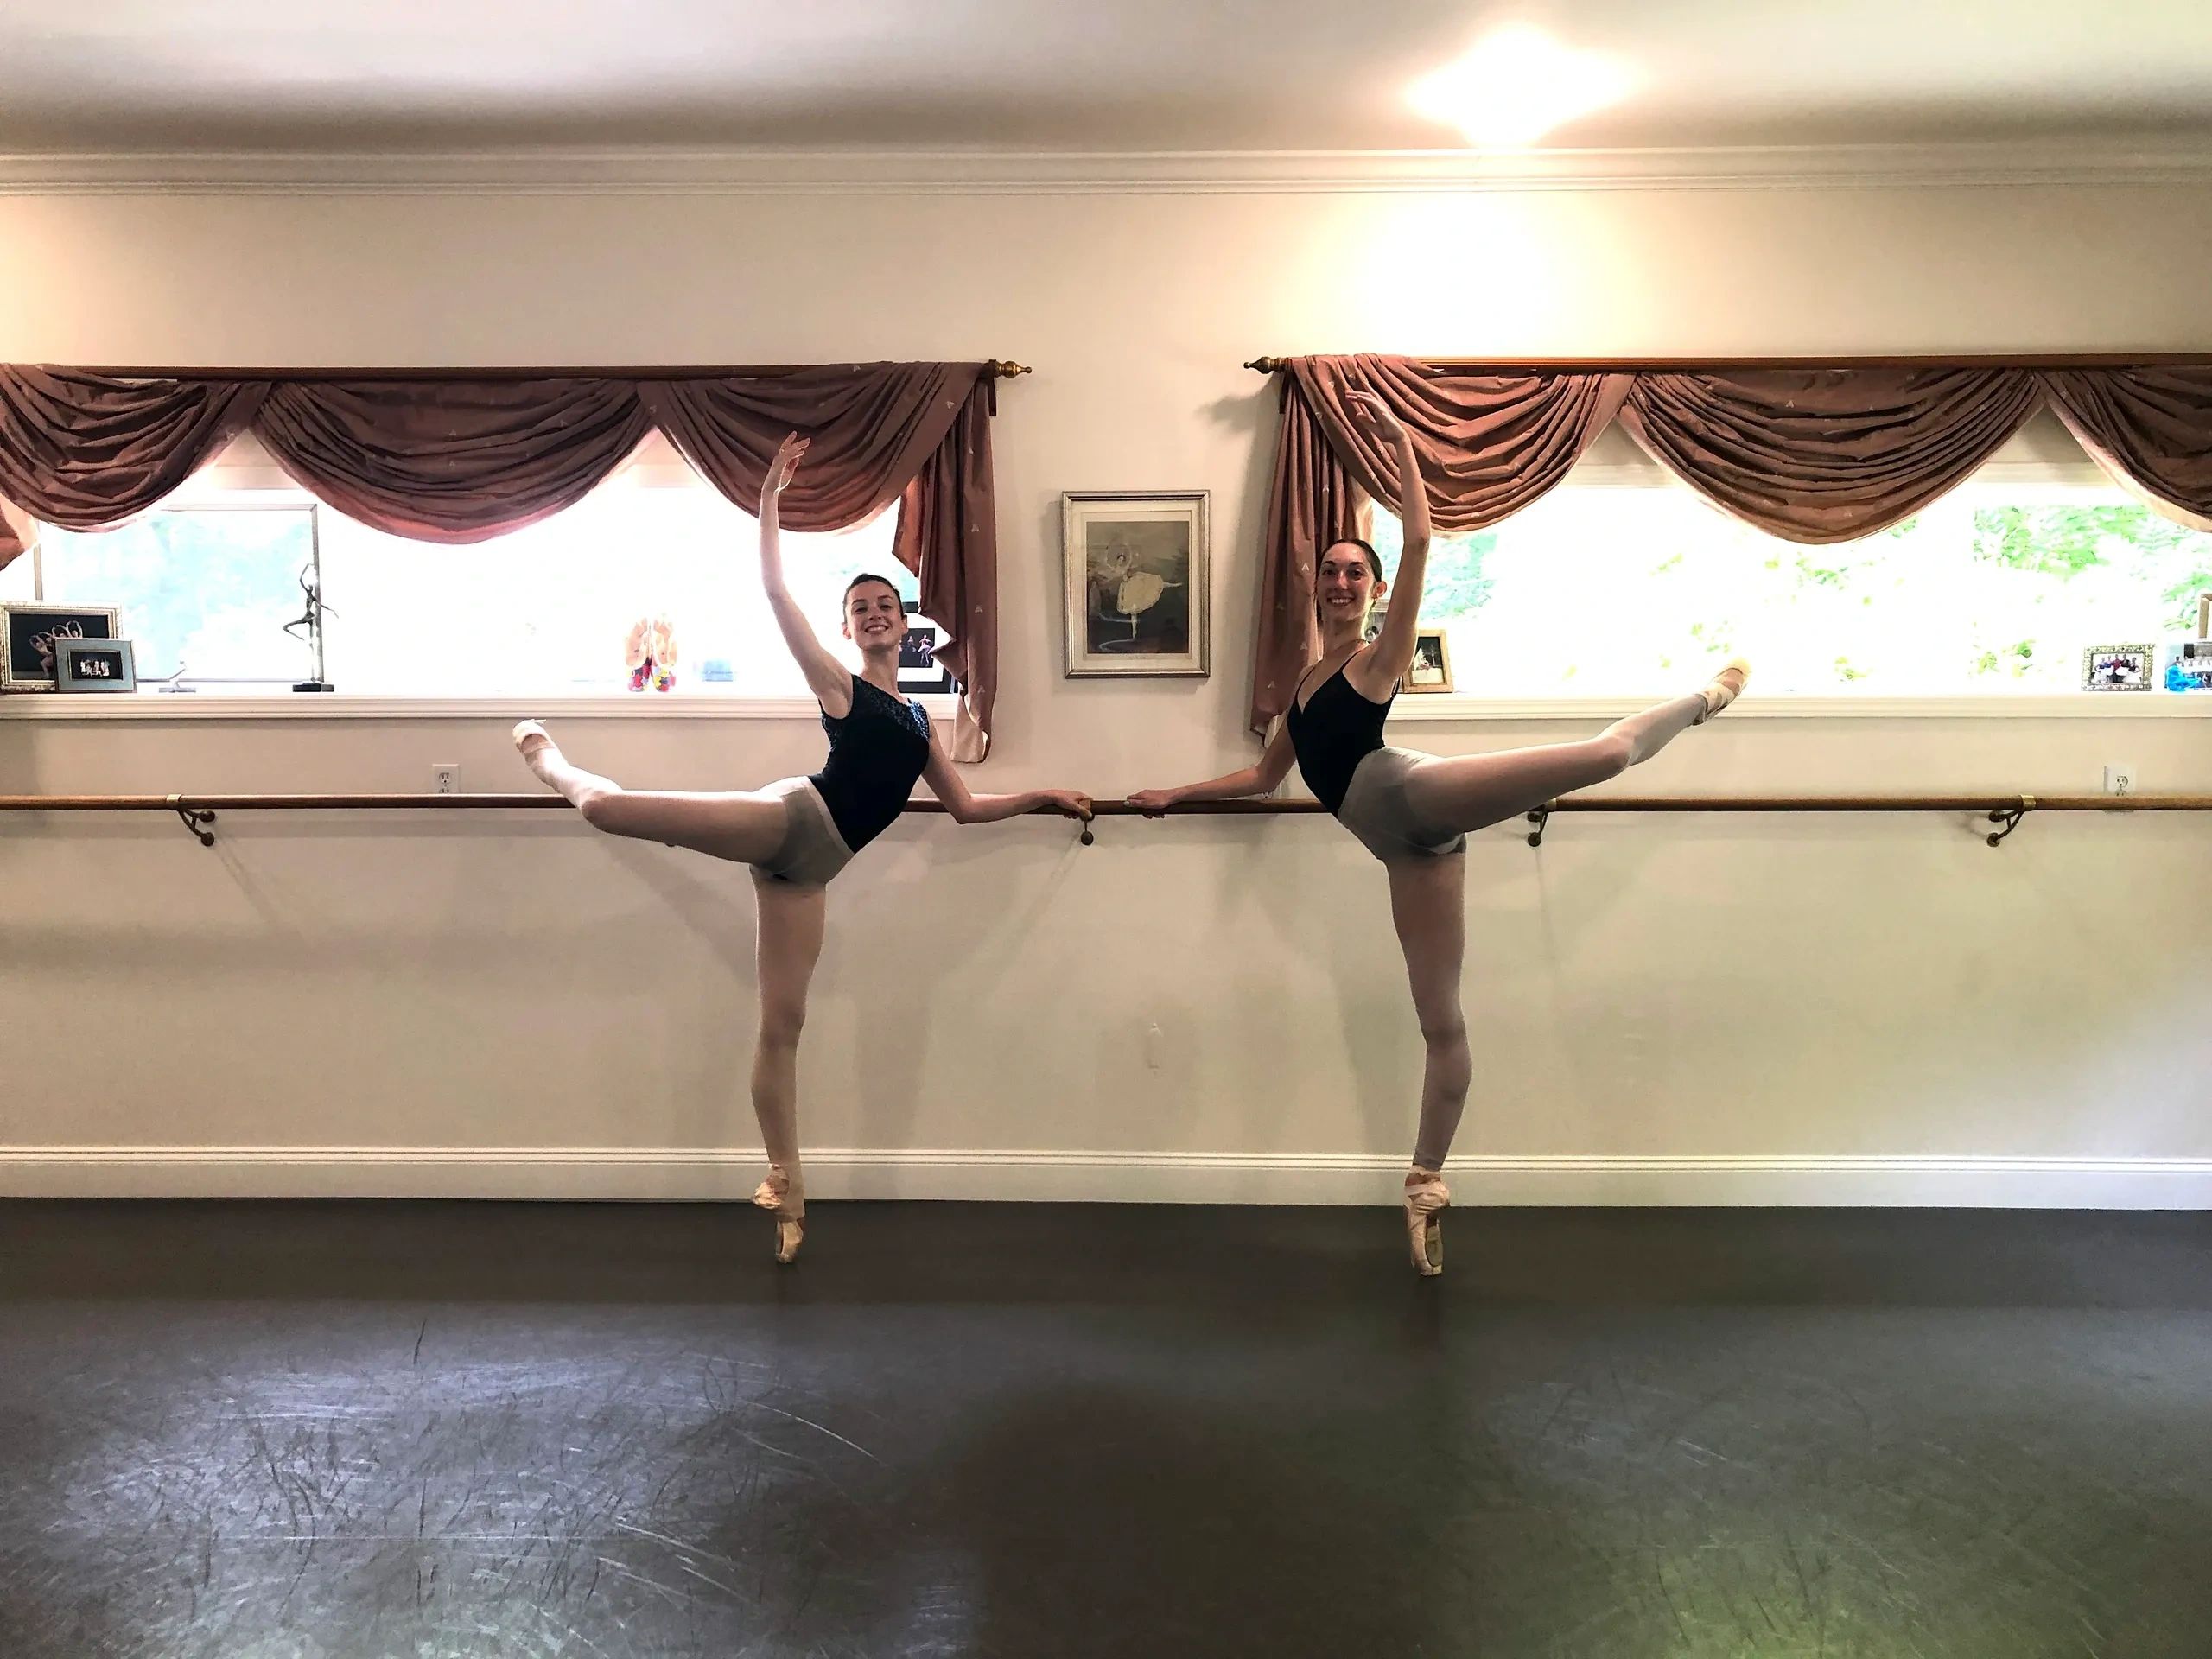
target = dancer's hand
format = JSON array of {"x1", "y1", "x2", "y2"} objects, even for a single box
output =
[
  {"x1": 1124, "y1": 788, "x2": 1178, "y2": 817},
  {"x1": 764, "y1": 433, "x2": 810, "y2": 499},
  {"x1": 1041, "y1": 790, "x2": 1093, "y2": 820},
  {"x1": 1344, "y1": 389, "x2": 1408, "y2": 445}
]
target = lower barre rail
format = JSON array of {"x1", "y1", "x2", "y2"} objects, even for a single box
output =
[{"x1": 0, "y1": 791, "x2": 2207, "y2": 849}]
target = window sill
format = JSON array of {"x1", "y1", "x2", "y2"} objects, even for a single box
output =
[
  {"x1": 0, "y1": 693, "x2": 963, "y2": 721},
  {"x1": 1386, "y1": 694, "x2": 2212, "y2": 721}
]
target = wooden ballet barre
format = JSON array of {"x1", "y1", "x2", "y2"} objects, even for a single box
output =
[{"x1": 1, "y1": 791, "x2": 2208, "y2": 849}]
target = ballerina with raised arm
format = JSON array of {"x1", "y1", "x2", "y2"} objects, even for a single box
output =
[
  {"x1": 1128, "y1": 390, "x2": 1748, "y2": 1276},
  {"x1": 516, "y1": 434, "x2": 1090, "y2": 1263}
]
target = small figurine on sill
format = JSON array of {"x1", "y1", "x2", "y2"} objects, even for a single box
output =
[
  {"x1": 623, "y1": 614, "x2": 679, "y2": 692},
  {"x1": 649, "y1": 616, "x2": 678, "y2": 691}
]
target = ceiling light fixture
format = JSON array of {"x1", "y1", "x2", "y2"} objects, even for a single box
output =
[{"x1": 1407, "y1": 23, "x2": 1637, "y2": 149}]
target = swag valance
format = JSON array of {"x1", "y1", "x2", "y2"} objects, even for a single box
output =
[
  {"x1": 0, "y1": 362, "x2": 1004, "y2": 758},
  {"x1": 1252, "y1": 353, "x2": 2212, "y2": 734}
]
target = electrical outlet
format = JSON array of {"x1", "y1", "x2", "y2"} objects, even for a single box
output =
[
  {"x1": 432, "y1": 763, "x2": 460, "y2": 795},
  {"x1": 2104, "y1": 764, "x2": 2137, "y2": 798}
]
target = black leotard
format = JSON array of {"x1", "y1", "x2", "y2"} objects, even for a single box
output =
[
  {"x1": 1284, "y1": 663, "x2": 1392, "y2": 816},
  {"x1": 809, "y1": 675, "x2": 931, "y2": 853}
]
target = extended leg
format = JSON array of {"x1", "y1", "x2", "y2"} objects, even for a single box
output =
[
  {"x1": 515, "y1": 721, "x2": 787, "y2": 864},
  {"x1": 1402, "y1": 662, "x2": 1746, "y2": 836}
]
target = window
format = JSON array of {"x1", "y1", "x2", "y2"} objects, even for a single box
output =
[
  {"x1": 7, "y1": 435, "x2": 917, "y2": 697},
  {"x1": 1366, "y1": 423, "x2": 2212, "y2": 698},
  {"x1": 315, "y1": 481, "x2": 907, "y2": 696},
  {"x1": 11, "y1": 503, "x2": 318, "y2": 687}
]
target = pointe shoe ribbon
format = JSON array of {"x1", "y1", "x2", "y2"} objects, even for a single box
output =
[{"x1": 753, "y1": 1166, "x2": 805, "y2": 1264}]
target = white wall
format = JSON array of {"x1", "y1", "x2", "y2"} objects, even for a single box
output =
[{"x1": 3, "y1": 177, "x2": 2210, "y2": 1205}]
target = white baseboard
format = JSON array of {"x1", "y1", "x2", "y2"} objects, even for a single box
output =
[{"x1": 3, "y1": 1147, "x2": 2209, "y2": 1208}]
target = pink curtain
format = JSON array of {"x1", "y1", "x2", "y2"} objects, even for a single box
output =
[
  {"x1": 892, "y1": 378, "x2": 998, "y2": 760},
  {"x1": 2043, "y1": 367, "x2": 2212, "y2": 531},
  {"x1": 0, "y1": 370, "x2": 265, "y2": 535},
  {"x1": 1254, "y1": 353, "x2": 2212, "y2": 734},
  {"x1": 1617, "y1": 369, "x2": 2039, "y2": 543},
  {"x1": 254, "y1": 378, "x2": 654, "y2": 543},
  {"x1": 0, "y1": 362, "x2": 1001, "y2": 752}
]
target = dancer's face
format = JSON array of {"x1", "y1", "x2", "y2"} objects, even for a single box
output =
[
  {"x1": 1317, "y1": 543, "x2": 1383, "y2": 631},
  {"x1": 842, "y1": 581, "x2": 905, "y2": 655}
]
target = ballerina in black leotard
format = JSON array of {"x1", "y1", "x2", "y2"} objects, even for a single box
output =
[
  {"x1": 516, "y1": 435, "x2": 1090, "y2": 1264},
  {"x1": 1129, "y1": 391, "x2": 1749, "y2": 1277}
]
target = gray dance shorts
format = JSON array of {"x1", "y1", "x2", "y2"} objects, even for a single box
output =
[
  {"x1": 1336, "y1": 747, "x2": 1468, "y2": 864},
  {"x1": 754, "y1": 776, "x2": 855, "y2": 887}
]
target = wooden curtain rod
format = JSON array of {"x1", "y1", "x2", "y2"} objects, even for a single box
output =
[
  {"x1": 45, "y1": 361, "x2": 1033, "y2": 383},
  {"x1": 1243, "y1": 353, "x2": 2212, "y2": 373},
  {"x1": 3, "y1": 791, "x2": 2204, "y2": 851}
]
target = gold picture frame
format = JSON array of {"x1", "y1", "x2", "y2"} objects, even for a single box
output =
[
  {"x1": 1062, "y1": 491, "x2": 1209, "y2": 678},
  {"x1": 1403, "y1": 628, "x2": 1454, "y2": 694}
]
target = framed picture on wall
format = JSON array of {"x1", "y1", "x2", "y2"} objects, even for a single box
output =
[
  {"x1": 898, "y1": 601, "x2": 955, "y2": 695},
  {"x1": 2082, "y1": 644, "x2": 2155, "y2": 691},
  {"x1": 1, "y1": 603, "x2": 120, "y2": 693},
  {"x1": 1063, "y1": 491, "x2": 1209, "y2": 678}
]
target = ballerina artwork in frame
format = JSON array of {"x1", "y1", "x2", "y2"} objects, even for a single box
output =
[{"x1": 1063, "y1": 491, "x2": 1209, "y2": 678}]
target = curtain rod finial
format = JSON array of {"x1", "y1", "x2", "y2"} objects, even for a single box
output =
[
  {"x1": 989, "y1": 360, "x2": 1032, "y2": 379},
  {"x1": 1245, "y1": 357, "x2": 1286, "y2": 373}
]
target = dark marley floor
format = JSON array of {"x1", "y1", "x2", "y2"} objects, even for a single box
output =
[{"x1": 2, "y1": 1201, "x2": 2208, "y2": 1658}]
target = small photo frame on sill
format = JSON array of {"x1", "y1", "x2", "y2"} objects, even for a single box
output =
[
  {"x1": 1, "y1": 604, "x2": 121, "y2": 693},
  {"x1": 1404, "y1": 628, "x2": 1454, "y2": 694},
  {"x1": 897, "y1": 601, "x2": 955, "y2": 696},
  {"x1": 2082, "y1": 644, "x2": 2155, "y2": 691},
  {"x1": 54, "y1": 637, "x2": 137, "y2": 693}
]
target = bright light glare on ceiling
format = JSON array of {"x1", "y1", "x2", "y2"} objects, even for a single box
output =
[{"x1": 1407, "y1": 24, "x2": 1636, "y2": 148}]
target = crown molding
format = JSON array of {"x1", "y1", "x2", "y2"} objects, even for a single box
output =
[{"x1": 3, "y1": 137, "x2": 2210, "y2": 197}]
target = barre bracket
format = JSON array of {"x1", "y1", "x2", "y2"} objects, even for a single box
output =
[
  {"x1": 170, "y1": 802, "x2": 218, "y2": 847},
  {"x1": 1526, "y1": 805, "x2": 1552, "y2": 848},
  {"x1": 1985, "y1": 795, "x2": 2035, "y2": 848}
]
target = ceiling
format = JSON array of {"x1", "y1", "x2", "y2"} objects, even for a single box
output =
[{"x1": 3, "y1": 0, "x2": 2209, "y2": 154}]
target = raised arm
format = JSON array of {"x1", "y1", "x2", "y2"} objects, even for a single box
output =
[
  {"x1": 1125, "y1": 721, "x2": 1297, "y2": 815},
  {"x1": 1343, "y1": 389, "x2": 1430, "y2": 695},
  {"x1": 921, "y1": 725, "x2": 1092, "y2": 824},
  {"x1": 755, "y1": 434, "x2": 856, "y2": 715}
]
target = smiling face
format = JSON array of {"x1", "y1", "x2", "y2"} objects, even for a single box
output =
[
  {"x1": 841, "y1": 575, "x2": 905, "y2": 656},
  {"x1": 1316, "y1": 539, "x2": 1387, "y2": 638}
]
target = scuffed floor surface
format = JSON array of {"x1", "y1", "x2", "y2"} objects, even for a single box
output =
[{"x1": 2, "y1": 1200, "x2": 2208, "y2": 1657}]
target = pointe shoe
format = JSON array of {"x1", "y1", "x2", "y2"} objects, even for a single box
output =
[
  {"x1": 1695, "y1": 658, "x2": 1751, "y2": 724},
  {"x1": 1403, "y1": 1169, "x2": 1449, "y2": 1277},
  {"x1": 752, "y1": 1166, "x2": 805, "y2": 1265},
  {"x1": 512, "y1": 718, "x2": 553, "y2": 758}
]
